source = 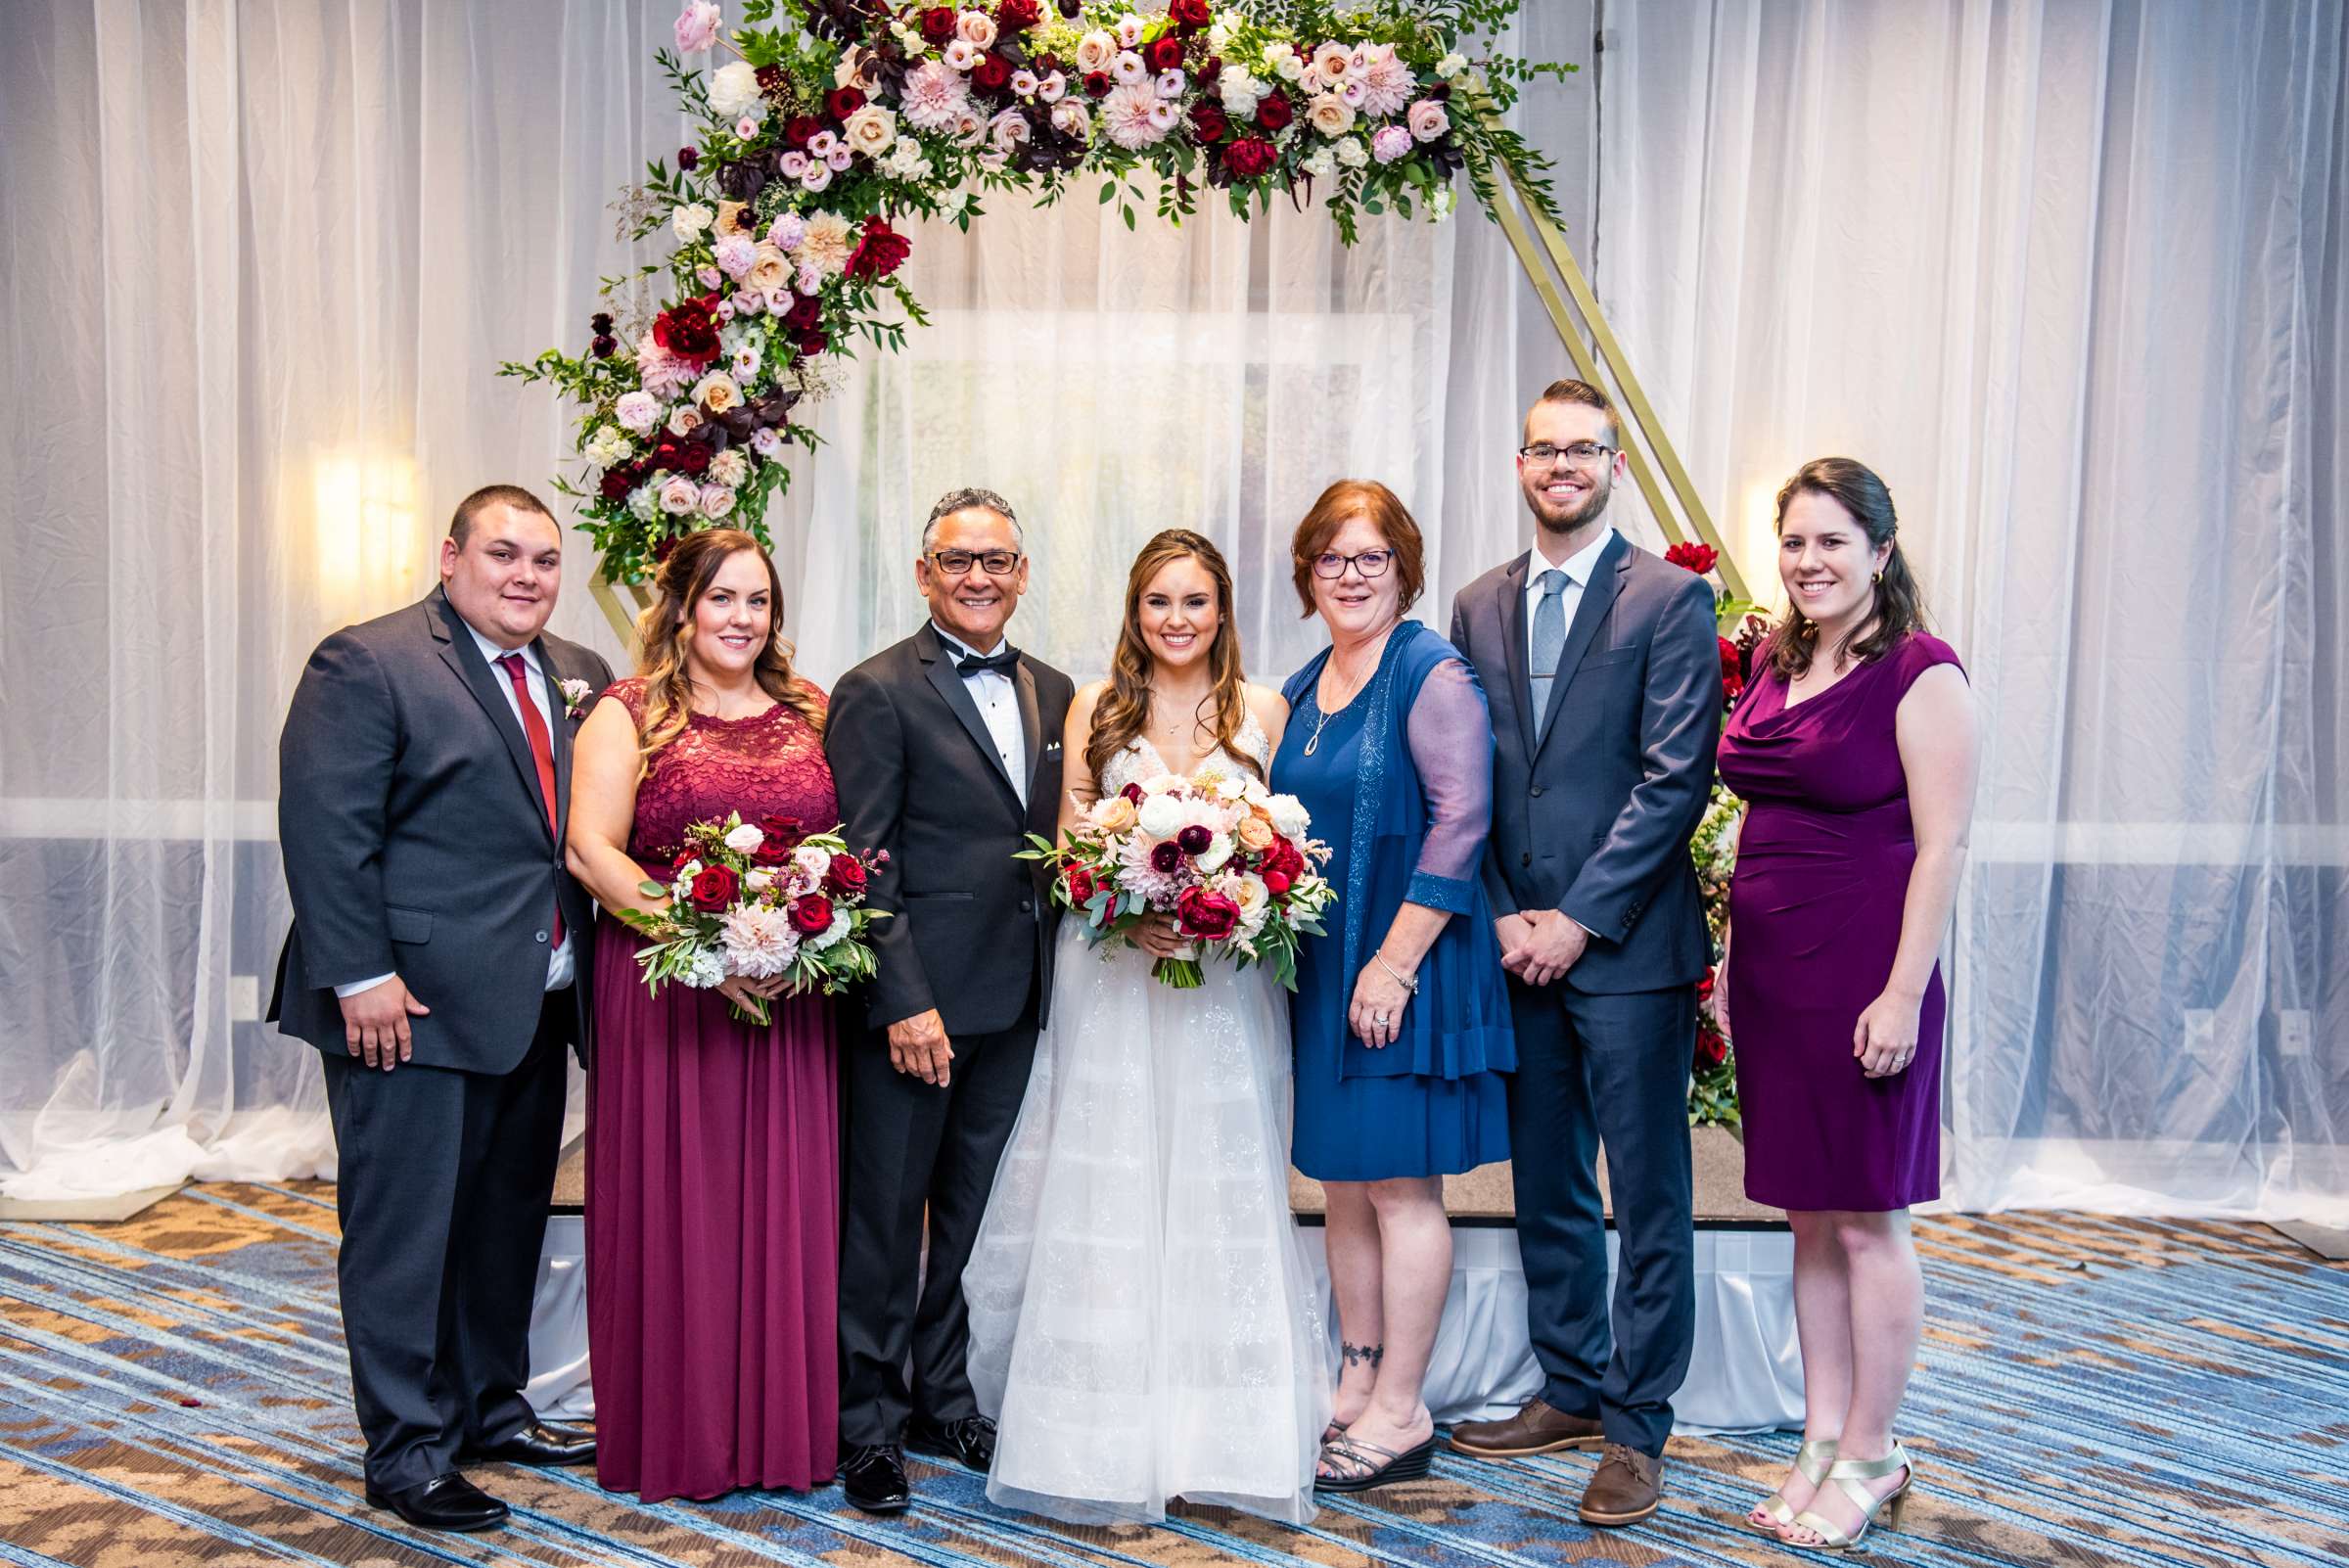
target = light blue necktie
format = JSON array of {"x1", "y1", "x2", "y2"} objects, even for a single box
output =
[{"x1": 1529, "y1": 569, "x2": 1569, "y2": 740}]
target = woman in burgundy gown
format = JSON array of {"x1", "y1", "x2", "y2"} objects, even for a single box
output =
[
  {"x1": 1713, "y1": 460, "x2": 1975, "y2": 1552},
  {"x1": 565, "y1": 529, "x2": 840, "y2": 1502}
]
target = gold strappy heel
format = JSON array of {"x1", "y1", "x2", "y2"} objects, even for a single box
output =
[
  {"x1": 1745, "y1": 1438, "x2": 1838, "y2": 1534},
  {"x1": 1781, "y1": 1442, "x2": 1915, "y2": 1551}
]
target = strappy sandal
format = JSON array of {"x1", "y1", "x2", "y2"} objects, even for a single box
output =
[
  {"x1": 1781, "y1": 1442, "x2": 1916, "y2": 1551},
  {"x1": 1320, "y1": 1419, "x2": 1351, "y2": 1445},
  {"x1": 1745, "y1": 1438, "x2": 1837, "y2": 1534},
  {"x1": 1314, "y1": 1432, "x2": 1436, "y2": 1494}
]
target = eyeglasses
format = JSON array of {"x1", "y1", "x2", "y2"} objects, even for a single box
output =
[
  {"x1": 1313, "y1": 549, "x2": 1396, "y2": 579},
  {"x1": 1518, "y1": 440, "x2": 1615, "y2": 469},
  {"x1": 926, "y1": 548, "x2": 1022, "y2": 576}
]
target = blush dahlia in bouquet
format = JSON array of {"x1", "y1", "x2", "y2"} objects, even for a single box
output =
[
  {"x1": 1021, "y1": 763, "x2": 1335, "y2": 990},
  {"x1": 616, "y1": 811, "x2": 890, "y2": 1023}
]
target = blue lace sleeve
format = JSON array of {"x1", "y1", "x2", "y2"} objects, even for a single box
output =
[{"x1": 1403, "y1": 659, "x2": 1494, "y2": 912}]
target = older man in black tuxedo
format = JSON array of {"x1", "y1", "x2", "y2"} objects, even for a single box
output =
[{"x1": 271, "y1": 485, "x2": 607, "y2": 1532}]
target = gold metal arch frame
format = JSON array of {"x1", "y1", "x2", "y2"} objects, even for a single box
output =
[{"x1": 585, "y1": 171, "x2": 1746, "y2": 651}]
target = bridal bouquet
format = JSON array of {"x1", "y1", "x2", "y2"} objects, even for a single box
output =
[
  {"x1": 1021, "y1": 765, "x2": 1335, "y2": 990},
  {"x1": 616, "y1": 811, "x2": 890, "y2": 1022}
]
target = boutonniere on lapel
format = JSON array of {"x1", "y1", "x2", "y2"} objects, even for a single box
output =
[{"x1": 559, "y1": 678, "x2": 594, "y2": 720}]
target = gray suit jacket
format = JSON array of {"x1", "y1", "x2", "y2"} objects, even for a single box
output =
[
  {"x1": 1449, "y1": 531, "x2": 1721, "y2": 994},
  {"x1": 268, "y1": 587, "x2": 616, "y2": 1072}
]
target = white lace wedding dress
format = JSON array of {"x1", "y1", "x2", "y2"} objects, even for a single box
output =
[{"x1": 963, "y1": 714, "x2": 1331, "y2": 1525}]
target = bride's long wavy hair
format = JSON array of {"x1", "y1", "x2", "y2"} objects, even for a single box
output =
[
  {"x1": 1084, "y1": 530, "x2": 1254, "y2": 786},
  {"x1": 630, "y1": 529, "x2": 823, "y2": 761}
]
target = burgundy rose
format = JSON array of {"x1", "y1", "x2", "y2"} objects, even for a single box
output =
[
  {"x1": 973, "y1": 51, "x2": 1013, "y2": 94},
  {"x1": 1256, "y1": 90, "x2": 1293, "y2": 131},
  {"x1": 847, "y1": 215, "x2": 912, "y2": 281},
  {"x1": 599, "y1": 466, "x2": 636, "y2": 501},
  {"x1": 1174, "y1": 886, "x2": 1241, "y2": 942},
  {"x1": 826, "y1": 86, "x2": 867, "y2": 122},
  {"x1": 1083, "y1": 70, "x2": 1112, "y2": 98},
  {"x1": 918, "y1": 5, "x2": 957, "y2": 44},
  {"x1": 785, "y1": 294, "x2": 824, "y2": 333},
  {"x1": 652, "y1": 297, "x2": 721, "y2": 362},
  {"x1": 1176, "y1": 824, "x2": 1213, "y2": 855},
  {"x1": 1665, "y1": 540, "x2": 1720, "y2": 576},
  {"x1": 1223, "y1": 136, "x2": 1275, "y2": 179},
  {"x1": 750, "y1": 815, "x2": 803, "y2": 864},
  {"x1": 824, "y1": 853, "x2": 869, "y2": 897},
  {"x1": 1170, "y1": 0, "x2": 1212, "y2": 29},
  {"x1": 675, "y1": 440, "x2": 713, "y2": 477},
  {"x1": 790, "y1": 892, "x2": 836, "y2": 935},
  {"x1": 1145, "y1": 34, "x2": 1184, "y2": 72},
  {"x1": 1720, "y1": 636, "x2": 1745, "y2": 705},
  {"x1": 1149, "y1": 840, "x2": 1184, "y2": 874},
  {"x1": 997, "y1": 0, "x2": 1042, "y2": 28},
  {"x1": 795, "y1": 328, "x2": 831, "y2": 357},
  {"x1": 1189, "y1": 100, "x2": 1229, "y2": 142},
  {"x1": 784, "y1": 114, "x2": 825, "y2": 150},
  {"x1": 1064, "y1": 863, "x2": 1097, "y2": 904},
  {"x1": 688, "y1": 865, "x2": 740, "y2": 913}
]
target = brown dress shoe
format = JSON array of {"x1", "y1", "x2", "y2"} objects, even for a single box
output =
[
  {"x1": 1448, "y1": 1398, "x2": 1605, "y2": 1458},
  {"x1": 1579, "y1": 1442, "x2": 1665, "y2": 1526}
]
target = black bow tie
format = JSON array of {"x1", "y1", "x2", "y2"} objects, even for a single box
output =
[{"x1": 954, "y1": 647, "x2": 1019, "y2": 677}]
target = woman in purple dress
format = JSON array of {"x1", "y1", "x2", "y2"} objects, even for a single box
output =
[
  {"x1": 566, "y1": 529, "x2": 840, "y2": 1502},
  {"x1": 1713, "y1": 459, "x2": 1976, "y2": 1552}
]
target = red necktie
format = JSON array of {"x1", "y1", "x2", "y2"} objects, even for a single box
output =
[{"x1": 496, "y1": 653, "x2": 565, "y2": 947}]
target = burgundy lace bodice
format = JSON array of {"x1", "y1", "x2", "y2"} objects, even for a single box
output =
[{"x1": 607, "y1": 677, "x2": 840, "y2": 865}]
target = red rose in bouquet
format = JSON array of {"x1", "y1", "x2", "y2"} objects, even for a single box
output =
[
  {"x1": 674, "y1": 440, "x2": 713, "y2": 477},
  {"x1": 973, "y1": 51, "x2": 1013, "y2": 93},
  {"x1": 1256, "y1": 90, "x2": 1294, "y2": 131},
  {"x1": 1223, "y1": 136, "x2": 1275, "y2": 178},
  {"x1": 1718, "y1": 636, "x2": 1744, "y2": 703},
  {"x1": 756, "y1": 815, "x2": 805, "y2": 861},
  {"x1": 1064, "y1": 863, "x2": 1097, "y2": 904},
  {"x1": 784, "y1": 114, "x2": 825, "y2": 149},
  {"x1": 1084, "y1": 70, "x2": 1112, "y2": 98},
  {"x1": 1665, "y1": 540, "x2": 1720, "y2": 576},
  {"x1": 790, "y1": 893, "x2": 836, "y2": 935},
  {"x1": 1145, "y1": 34, "x2": 1184, "y2": 72},
  {"x1": 997, "y1": 0, "x2": 1042, "y2": 29},
  {"x1": 599, "y1": 465, "x2": 637, "y2": 501},
  {"x1": 848, "y1": 215, "x2": 912, "y2": 281},
  {"x1": 1175, "y1": 886, "x2": 1241, "y2": 942},
  {"x1": 784, "y1": 294, "x2": 824, "y2": 334},
  {"x1": 653, "y1": 297, "x2": 721, "y2": 362},
  {"x1": 1170, "y1": 0, "x2": 1212, "y2": 30},
  {"x1": 918, "y1": 6, "x2": 957, "y2": 44},
  {"x1": 1189, "y1": 100, "x2": 1229, "y2": 142},
  {"x1": 824, "y1": 853, "x2": 869, "y2": 896},
  {"x1": 826, "y1": 86, "x2": 866, "y2": 122},
  {"x1": 688, "y1": 865, "x2": 740, "y2": 912}
]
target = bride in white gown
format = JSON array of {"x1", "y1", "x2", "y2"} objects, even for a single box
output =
[{"x1": 963, "y1": 530, "x2": 1332, "y2": 1526}]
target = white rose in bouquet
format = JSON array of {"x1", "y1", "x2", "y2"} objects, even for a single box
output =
[{"x1": 723, "y1": 820, "x2": 766, "y2": 853}]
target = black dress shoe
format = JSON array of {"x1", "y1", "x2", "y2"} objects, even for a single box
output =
[
  {"x1": 905, "y1": 1414, "x2": 996, "y2": 1472},
  {"x1": 464, "y1": 1420, "x2": 597, "y2": 1467},
  {"x1": 363, "y1": 1472, "x2": 510, "y2": 1532},
  {"x1": 841, "y1": 1444, "x2": 911, "y2": 1513}
]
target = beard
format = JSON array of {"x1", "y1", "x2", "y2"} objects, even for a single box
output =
[{"x1": 1526, "y1": 468, "x2": 1614, "y2": 536}]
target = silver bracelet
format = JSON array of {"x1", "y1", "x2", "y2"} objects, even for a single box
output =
[{"x1": 1373, "y1": 951, "x2": 1419, "y2": 994}]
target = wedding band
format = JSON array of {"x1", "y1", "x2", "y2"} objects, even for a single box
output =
[{"x1": 1374, "y1": 1012, "x2": 1391, "y2": 1025}]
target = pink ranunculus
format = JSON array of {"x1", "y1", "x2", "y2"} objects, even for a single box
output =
[
  {"x1": 713, "y1": 233, "x2": 757, "y2": 278},
  {"x1": 769, "y1": 211, "x2": 806, "y2": 252},
  {"x1": 672, "y1": 0, "x2": 721, "y2": 55},
  {"x1": 1371, "y1": 124, "x2": 1412, "y2": 163}
]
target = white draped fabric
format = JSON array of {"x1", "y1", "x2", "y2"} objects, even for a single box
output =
[
  {"x1": 3, "y1": 0, "x2": 2342, "y2": 1224},
  {"x1": 1596, "y1": 0, "x2": 2348, "y2": 1221}
]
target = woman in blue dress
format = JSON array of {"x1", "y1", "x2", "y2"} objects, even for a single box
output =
[{"x1": 1273, "y1": 480, "x2": 1515, "y2": 1492}]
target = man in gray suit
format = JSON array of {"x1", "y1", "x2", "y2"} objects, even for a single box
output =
[
  {"x1": 1446, "y1": 381, "x2": 1721, "y2": 1526},
  {"x1": 270, "y1": 485, "x2": 607, "y2": 1532}
]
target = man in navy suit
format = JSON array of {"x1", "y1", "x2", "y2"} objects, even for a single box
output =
[{"x1": 1446, "y1": 383, "x2": 1722, "y2": 1526}]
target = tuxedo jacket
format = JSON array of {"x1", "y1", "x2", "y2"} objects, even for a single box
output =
[
  {"x1": 268, "y1": 587, "x2": 614, "y2": 1072},
  {"x1": 1449, "y1": 531, "x2": 1721, "y2": 994},
  {"x1": 825, "y1": 623, "x2": 1074, "y2": 1038}
]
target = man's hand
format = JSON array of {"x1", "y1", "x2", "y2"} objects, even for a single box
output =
[
  {"x1": 1516, "y1": 910, "x2": 1591, "y2": 988},
  {"x1": 1495, "y1": 912, "x2": 1536, "y2": 978},
  {"x1": 339, "y1": 977, "x2": 430, "y2": 1071},
  {"x1": 887, "y1": 1008, "x2": 954, "y2": 1087}
]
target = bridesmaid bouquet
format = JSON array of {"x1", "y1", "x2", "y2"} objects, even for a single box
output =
[
  {"x1": 1021, "y1": 765, "x2": 1335, "y2": 990},
  {"x1": 616, "y1": 811, "x2": 890, "y2": 1024}
]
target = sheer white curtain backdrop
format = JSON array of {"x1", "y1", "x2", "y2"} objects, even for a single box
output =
[
  {"x1": 1597, "y1": 0, "x2": 2348, "y2": 1220},
  {"x1": 0, "y1": 0, "x2": 1593, "y2": 1197}
]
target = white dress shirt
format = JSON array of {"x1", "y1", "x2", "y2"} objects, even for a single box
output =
[
  {"x1": 336, "y1": 623, "x2": 574, "y2": 999},
  {"x1": 935, "y1": 623, "x2": 1028, "y2": 808},
  {"x1": 1522, "y1": 525, "x2": 1617, "y2": 671}
]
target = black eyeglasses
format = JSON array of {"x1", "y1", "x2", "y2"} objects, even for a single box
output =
[
  {"x1": 1313, "y1": 549, "x2": 1395, "y2": 579},
  {"x1": 1518, "y1": 440, "x2": 1615, "y2": 468},
  {"x1": 926, "y1": 548, "x2": 1022, "y2": 576}
]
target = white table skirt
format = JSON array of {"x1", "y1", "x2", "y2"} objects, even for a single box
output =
[{"x1": 525, "y1": 1218, "x2": 1804, "y2": 1434}]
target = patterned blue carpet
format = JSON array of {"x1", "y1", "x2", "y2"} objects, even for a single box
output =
[{"x1": 2, "y1": 1183, "x2": 2344, "y2": 1566}]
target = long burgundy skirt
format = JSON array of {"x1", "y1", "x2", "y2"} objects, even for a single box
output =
[{"x1": 586, "y1": 919, "x2": 840, "y2": 1501}]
